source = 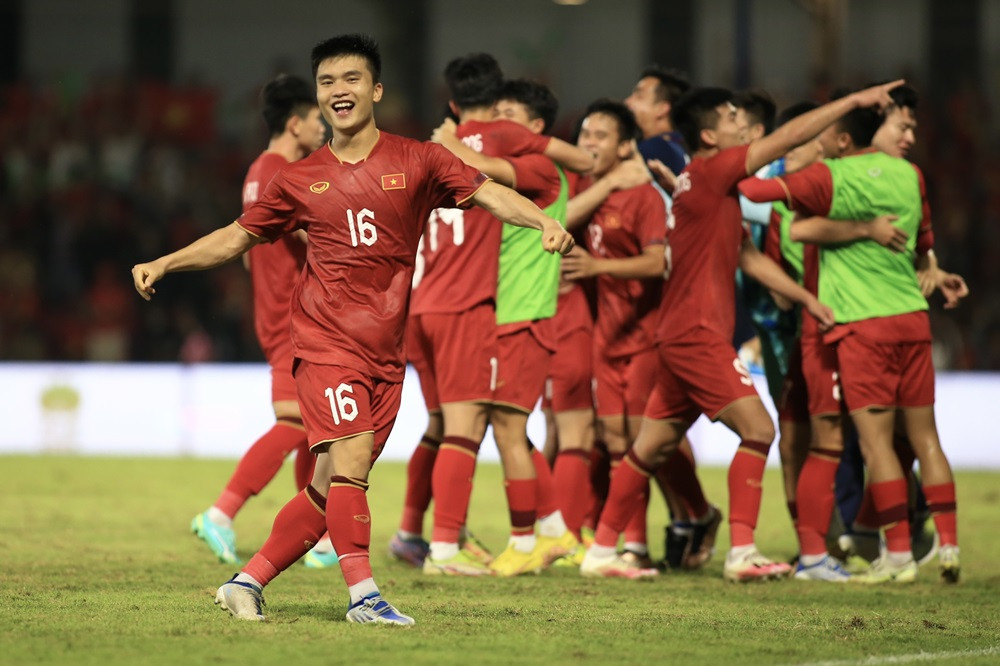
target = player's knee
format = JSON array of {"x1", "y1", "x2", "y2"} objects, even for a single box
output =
[{"x1": 742, "y1": 419, "x2": 775, "y2": 445}]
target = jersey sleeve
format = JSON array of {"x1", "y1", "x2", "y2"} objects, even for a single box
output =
[
  {"x1": 238, "y1": 173, "x2": 299, "y2": 241},
  {"x1": 633, "y1": 186, "x2": 668, "y2": 247},
  {"x1": 779, "y1": 162, "x2": 834, "y2": 217},
  {"x1": 912, "y1": 164, "x2": 935, "y2": 255},
  {"x1": 423, "y1": 142, "x2": 491, "y2": 209},
  {"x1": 492, "y1": 120, "x2": 551, "y2": 157},
  {"x1": 763, "y1": 208, "x2": 783, "y2": 264},
  {"x1": 507, "y1": 153, "x2": 560, "y2": 205}
]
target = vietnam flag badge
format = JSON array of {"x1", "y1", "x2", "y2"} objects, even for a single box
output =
[{"x1": 381, "y1": 173, "x2": 406, "y2": 190}]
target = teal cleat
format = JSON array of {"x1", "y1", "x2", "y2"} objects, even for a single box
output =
[
  {"x1": 304, "y1": 547, "x2": 340, "y2": 569},
  {"x1": 346, "y1": 594, "x2": 415, "y2": 626},
  {"x1": 191, "y1": 511, "x2": 240, "y2": 564}
]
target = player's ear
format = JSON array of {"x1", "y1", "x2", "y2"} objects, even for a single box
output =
[
  {"x1": 528, "y1": 117, "x2": 545, "y2": 134},
  {"x1": 616, "y1": 140, "x2": 632, "y2": 160},
  {"x1": 372, "y1": 82, "x2": 384, "y2": 103},
  {"x1": 699, "y1": 126, "x2": 717, "y2": 150},
  {"x1": 286, "y1": 114, "x2": 301, "y2": 137}
]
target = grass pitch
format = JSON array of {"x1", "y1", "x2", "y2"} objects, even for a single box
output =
[{"x1": 2, "y1": 455, "x2": 999, "y2": 665}]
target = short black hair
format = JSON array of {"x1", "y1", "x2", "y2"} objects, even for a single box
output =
[
  {"x1": 775, "y1": 101, "x2": 819, "y2": 128},
  {"x1": 734, "y1": 89, "x2": 776, "y2": 135},
  {"x1": 498, "y1": 79, "x2": 558, "y2": 134},
  {"x1": 444, "y1": 53, "x2": 503, "y2": 110},
  {"x1": 260, "y1": 75, "x2": 317, "y2": 137},
  {"x1": 581, "y1": 98, "x2": 641, "y2": 144},
  {"x1": 671, "y1": 87, "x2": 733, "y2": 151},
  {"x1": 888, "y1": 84, "x2": 918, "y2": 113},
  {"x1": 311, "y1": 33, "x2": 381, "y2": 83},
  {"x1": 838, "y1": 106, "x2": 881, "y2": 148},
  {"x1": 639, "y1": 66, "x2": 690, "y2": 105}
]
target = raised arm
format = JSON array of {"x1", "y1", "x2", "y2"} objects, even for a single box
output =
[
  {"x1": 566, "y1": 153, "x2": 650, "y2": 230},
  {"x1": 544, "y1": 137, "x2": 595, "y2": 174},
  {"x1": 561, "y1": 244, "x2": 665, "y2": 281},
  {"x1": 471, "y1": 180, "x2": 574, "y2": 254},
  {"x1": 745, "y1": 80, "x2": 903, "y2": 174},
  {"x1": 432, "y1": 118, "x2": 517, "y2": 187},
  {"x1": 739, "y1": 238, "x2": 834, "y2": 329},
  {"x1": 790, "y1": 214, "x2": 908, "y2": 252},
  {"x1": 132, "y1": 222, "x2": 261, "y2": 301}
]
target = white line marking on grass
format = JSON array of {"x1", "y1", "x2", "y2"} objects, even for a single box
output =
[{"x1": 793, "y1": 646, "x2": 1000, "y2": 666}]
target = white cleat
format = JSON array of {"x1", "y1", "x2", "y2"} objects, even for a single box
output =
[
  {"x1": 723, "y1": 547, "x2": 791, "y2": 582},
  {"x1": 215, "y1": 577, "x2": 265, "y2": 621},
  {"x1": 793, "y1": 555, "x2": 851, "y2": 582},
  {"x1": 580, "y1": 550, "x2": 659, "y2": 580}
]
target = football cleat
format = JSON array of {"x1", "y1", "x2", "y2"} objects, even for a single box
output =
[
  {"x1": 579, "y1": 526, "x2": 596, "y2": 549},
  {"x1": 459, "y1": 529, "x2": 494, "y2": 565},
  {"x1": 422, "y1": 549, "x2": 494, "y2": 576},
  {"x1": 489, "y1": 543, "x2": 546, "y2": 577},
  {"x1": 620, "y1": 548, "x2": 656, "y2": 569},
  {"x1": 346, "y1": 594, "x2": 415, "y2": 626},
  {"x1": 551, "y1": 544, "x2": 586, "y2": 567},
  {"x1": 580, "y1": 550, "x2": 659, "y2": 580},
  {"x1": 938, "y1": 545, "x2": 960, "y2": 584},
  {"x1": 536, "y1": 530, "x2": 579, "y2": 567},
  {"x1": 723, "y1": 547, "x2": 791, "y2": 582},
  {"x1": 388, "y1": 534, "x2": 429, "y2": 568},
  {"x1": 793, "y1": 555, "x2": 851, "y2": 582},
  {"x1": 849, "y1": 554, "x2": 917, "y2": 584},
  {"x1": 191, "y1": 511, "x2": 239, "y2": 564},
  {"x1": 303, "y1": 547, "x2": 340, "y2": 569},
  {"x1": 215, "y1": 576, "x2": 265, "y2": 621},
  {"x1": 911, "y1": 516, "x2": 939, "y2": 568},
  {"x1": 685, "y1": 505, "x2": 723, "y2": 569},
  {"x1": 663, "y1": 522, "x2": 692, "y2": 570},
  {"x1": 837, "y1": 530, "x2": 880, "y2": 564}
]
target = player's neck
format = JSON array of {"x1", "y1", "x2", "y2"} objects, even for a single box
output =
[
  {"x1": 330, "y1": 123, "x2": 380, "y2": 164},
  {"x1": 458, "y1": 107, "x2": 494, "y2": 124},
  {"x1": 266, "y1": 134, "x2": 305, "y2": 162},
  {"x1": 693, "y1": 145, "x2": 721, "y2": 160}
]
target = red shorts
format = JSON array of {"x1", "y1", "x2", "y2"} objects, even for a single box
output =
[
  {"x1": 835, "y1": 333, "x2": 935, "y2": 412},
  {"x1": 776, "y1": 340, "x2": 809, "y2": 423},
  {"x1": 294, "y1": 360, "x2": 403, "y2": 464},
  {"x1": 644, "y1": 331, "x2": 759, "y2": 422},
  {"x1": 800, "y1": 334, "x2": 842, "y2": 417},
  {"x1": 494, "y1": 326, "x2": 552, "y2": 412},
  {"x1": 269, "y1": 354, "x2": 298, "y2": 404},
  {"x1": 544, "y1": 325, "x2": 594, "y2": 413},
  {"x1": 408, "y1": 303, "x2": 498, "y2": 405},
  {"x1": 405, "y1": 316, "x2": 439, "y2": 412},
  {"x1": 593, "y1": 347, "x2": 657, "y2": 419}
]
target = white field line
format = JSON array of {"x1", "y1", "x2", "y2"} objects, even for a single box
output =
[{"x1": 792, "y1": 645, "x2": 1000, "y2": 666}]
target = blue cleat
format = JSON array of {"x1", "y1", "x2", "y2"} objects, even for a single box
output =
[
  {"x1": 346, "y1": 594, "x2": 415, "y2": 626},
  {"x1": 793, "y1": 555, "x2": 851, "y2": 582},
  {"x1": 304, "y1": 547, "x2": 340, "y2": 569},
  {"x1": 215, "y1": 576, "x2": 265, "y2": 621},
  {"x1": 191, "y1": 511, "x2": 240, "y2": 564},
  {"x1": 388, "y1": 534, "x2": 430, "y2": 567}
]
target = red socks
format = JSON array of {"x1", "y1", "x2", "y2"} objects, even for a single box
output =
[
  {"x1": 553, "y1": 449, "x2": 592, "y2": 538},
  {"x1": 215, "y1": 420, "x2": 309, "y2": 518},
  {"x1": 399, "y1": 435, "x2": 440, "y2": 535},
  {"x1": 594, "y1": 450, "x2": 654, "y2": 548},
  {"x1": 728, "y1": 439, "x2": 771, "y2": 548},
  {"x1": 531, "y1": 446, "x2": 558, "y2": 519},
  {"x1": 923, "y1": 482, "x2": 957, "y2": 547},
  {"x1": 869, "y1": 478, "x2": 910, "y2": 553},
  {"x1": 431, "y1": 436, "x2": 480, "y2": 543},
  {"x1": 504, "y1": 478, "x2": 537, "y2": 537},
  {"x1": 327, "y1": 476, "x2": 373, "y2": 587},
  {"x1": 795, "y1": 448, "x2": 841, "y2": 556},
  {"x1": 243, "y1": 485, "x2": 327, "y2": 586}
]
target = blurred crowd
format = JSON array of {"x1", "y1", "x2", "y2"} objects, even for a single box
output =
[{"x1": 1, "y1": 75, "x2": 997, "y2": 368}]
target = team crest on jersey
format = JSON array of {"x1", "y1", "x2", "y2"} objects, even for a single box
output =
[
  {"x1": 381, "y1": 173, "x2": 406, "y2": 190},
  {"x1": 867, "y1": 168, "x2": 882, "y2": 179},
  {"x1": 310, "y1": 181, "x2": 330, "y2": 194}
]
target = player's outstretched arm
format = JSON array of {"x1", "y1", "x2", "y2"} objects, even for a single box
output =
[
  {"x1": 432, "y1": 118, "x2": 518, "y2": 187},
  {"x1": 745, "y1": 79, "x2": 904, "y2": 174},
  {"x1": 544, "y1": 137, "x2": 594, "y2": 174},
  {"x1": 739, "y1": 238, "x2": 834, "y2": 330},
  {"x1": 561, "y1": 244, "x2": 665, "y2": 281},
  {"x1": 132, "y1": 221, "x2": 260, "y2": 301},
  {"x1": 790, "y1": 214, "x2": 908, "y2": 252},
  {"x1": 566, "y1": 151, "x2": 650, "y2": 230},
  {"x1": 471, "y1": 180, "x2": 574, "y2": 254}
]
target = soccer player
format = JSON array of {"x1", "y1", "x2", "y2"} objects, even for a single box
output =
[
  {"x1": 579, "y1": 81, "x2": 900, "y2": 582},
  {"x1": 189, "y1": 74, "x2": 334, "y2": 567},
  {"x1": 739, "y1": 99, "x2": 964, "y2": 584},
  {"x1": 410, "y1": 56, "x2": 591, "y2": 578},
  {"x1": 624, "y1": 66, "x2": 689, "y2": 176},
  {"x1": 132, "y1": 34, "x2": 573, "y2": 625}
]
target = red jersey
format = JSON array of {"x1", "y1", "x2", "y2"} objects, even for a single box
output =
[
  {"x1": 658, "y1": 145, "x2": 751, "y2": 342},
  {"x1": 585, "y1": 182, "x2": 666, "y2": 358},
  {"x1": 410, "y1": 119, "x2": 550, "y2": 314},
  {"x1": 239, "y1": 132, "x2": 488, "y2": 382},
  {"x1": 242, "y1": 151, "x2": 304, "y2": 361}
]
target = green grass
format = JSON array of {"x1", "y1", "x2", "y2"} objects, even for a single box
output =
[{"x1": 1, "y1": 455, "x2": 999, "y2": 665}]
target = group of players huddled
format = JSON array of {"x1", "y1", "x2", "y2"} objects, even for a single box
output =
[{"x1": 132, "y1": 33, "x2": 967, "y2": 626}]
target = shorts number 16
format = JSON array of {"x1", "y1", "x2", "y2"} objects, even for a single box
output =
[{"x1": 324, "y1": 383, "x2": 359, "y2": 425}]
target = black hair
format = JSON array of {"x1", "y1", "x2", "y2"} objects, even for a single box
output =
[
  {"x1": 838, "y1": 106, "x2": 881, "y2": 148},
  {"x1": 733, "y1": 88, "x2": 776, "y2": 135},
  {"x1": 888, "y1": 84, "x2": 918, "y2": 112},
  {"x1": 311, "y1": 33, "x2": 381, "y2": 83},
  {"x1": 444, "y1": 53, "x2": 503, "y2": 110},
  {"x1": 775, "y1": 101, "x2": 819, "y2": 128},
  {"x1": 581, "y1": 98, "x2": 641, "y2": 144},
  {"x1": 260, "y1": 75, "x2": 316, "y2": 137},
  {"x1": 670, "y1": 87, "x2": 733, "y2": 151},
  {"x1": 639, "y1": 66, "x2": 690, "y2": 105},
  {"x1": 498, "y1": 79, "x2": 558, "y2": 134}
]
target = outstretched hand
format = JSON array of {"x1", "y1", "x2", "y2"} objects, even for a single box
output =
[
  {"x1": 853, "y1": 79, "x2": 905, "y2": 111},
  {"x1": 131, "y1": 261, "x2": 165, "y2": 301}
]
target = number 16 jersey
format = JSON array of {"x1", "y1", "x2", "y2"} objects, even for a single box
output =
[{"x1": 238, "y1": 133, "x2": 488, "y2": 383}]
